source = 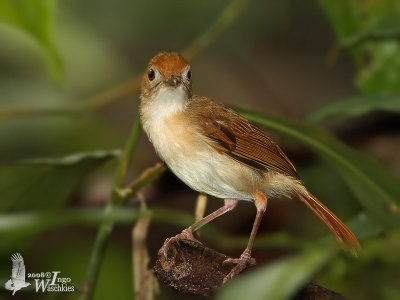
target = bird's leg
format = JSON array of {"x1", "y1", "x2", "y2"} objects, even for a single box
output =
[
  {"x1": 162, "y1": 198, "x2": 238, "y2": 257},
  {"x1": 223, "y1": 191, "x2": 267, "y2": 284}
]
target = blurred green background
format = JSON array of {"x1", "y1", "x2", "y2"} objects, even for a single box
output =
[{"x1": 0, "y1": 0, "x2": 400, "y2": 299}]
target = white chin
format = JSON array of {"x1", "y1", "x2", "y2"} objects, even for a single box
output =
[
  {"x1": 156, "y1": 85, "x2": 186, "y2": 99},
  {"x1": 153, "y1": 86, "x2": 187, "y2": 112}
]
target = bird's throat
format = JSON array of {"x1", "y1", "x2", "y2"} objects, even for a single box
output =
[
  {"x1": 141, "y1": 86, "x2": 189, "y2": 146},
  {"x1": 143, "y1": 86, "x2": 187, "y2": 124}
]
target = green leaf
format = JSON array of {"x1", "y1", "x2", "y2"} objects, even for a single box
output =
[
  {"x1": 318, "y1": 0, "x2": 400, "y2": 41},
  {"x1": 317, "y1": 0, "x2": 362, "y2": 39},
  {"x1": 0, "y1": 207, "x2": 140, "y2": 240},
  {"x1": 307, "y1": 94, "x2": 400, "y2": 121},
  {"x1": 0, "y1": 150, "x2": 120, "y2": 211},
  {"x1": 340, "y1": 18, "x2": 400, "y2": 47},
  {"x1": 356, "y1": 41, "x2": 400, "y2": 93},
  {"x1": 217, "y1": 246, "x2": 333, "y2": 300},
  {"x1": 346, "y1": 213, "x2": 382, "y2": 240},
  {"x1": 318, "y1": 0, "x2": 400, "y2": 93},
  {"x1": 0, "y1": 0, "x2": 62, "y2": 82},
  {"x1": 237, "y1": 108, "x2": 400, "y2": 229}
]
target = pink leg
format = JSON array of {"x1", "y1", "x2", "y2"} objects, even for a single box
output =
[
  {"x1": 223, "y1": 191, "x2": 268, "y2": 284},
  {"x1": 162, "y1": 199, "x2": 238, "y2": 257}
]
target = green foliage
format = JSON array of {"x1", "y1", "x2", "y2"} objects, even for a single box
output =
[
  {"x1": 318, "y1": 229, "x2": 400, "y2": 300},
  {"x1": 357, "y1": 41, "x2": 400, "y2": 93},
  {"x1": 0, "y1": 150, "x2": 119, "y2": 211},
  {"x1": 0, "y1": 0, "x2": 62, "y2": 82},
  {"x1": 318, "y1": 0, "x2": 400, "y2": 93},
  {"x1": 42, "y1": 236, "x2": 133, "y2": 300},
  {"x1": 307, "y1": 94, "x2": 400, "y2": 121}
]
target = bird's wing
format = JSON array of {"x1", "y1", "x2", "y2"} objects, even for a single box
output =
[
  {"x1": 11, "y1": 253, "x2": 26, "y2": 281},
  {"x1": 191, "y1": 96, "x2": 299, "y2": 179}
]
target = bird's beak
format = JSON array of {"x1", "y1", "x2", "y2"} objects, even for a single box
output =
[{"x1": 164, "y1": 75, "x2": 181, "y2": 87}]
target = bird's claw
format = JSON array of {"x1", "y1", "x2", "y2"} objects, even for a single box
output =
[
  {"x1": 162, "y1": 228, "x2": 201, "y2": 258},
  {"x1": 222, "y1": 249, "x2": 255, "y2": 284}
]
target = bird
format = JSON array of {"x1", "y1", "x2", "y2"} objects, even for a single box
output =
[
  {"x1": 139, "y1": 52, "x2": 360, "y2": 283},
  {"x1": 5, "y1": 253, "x2": 31, "y2": 295}
]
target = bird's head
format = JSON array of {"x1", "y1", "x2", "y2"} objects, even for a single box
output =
[{"x1": 140, "y1": 52, "x2": 193, "y2": 102}]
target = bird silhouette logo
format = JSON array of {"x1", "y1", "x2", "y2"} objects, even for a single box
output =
[{"x1": 4, "y1": 253, "x2": 31, "y2": 295}]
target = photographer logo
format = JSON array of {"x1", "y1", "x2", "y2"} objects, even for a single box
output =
[
  {"x1": 4, "y1": 253, "x2": 31, "y2": 295},
  {"x1": 4, "y1": 252, "x2": 74, "y2": 295}
]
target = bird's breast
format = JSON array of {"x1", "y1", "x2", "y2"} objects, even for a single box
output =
[{"x1": 142, "y1": 109, "x2": 255, "y2": 200}]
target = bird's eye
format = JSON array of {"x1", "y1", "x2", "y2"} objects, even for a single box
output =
[
  {"x1": 148, "y1": 69, "x2": 155, "y2": 81},
  {"x1": 187, "y1": 70, "x2": 192, "y2": 81}
]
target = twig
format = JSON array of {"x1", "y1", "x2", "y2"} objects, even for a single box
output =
[
  {"x1": 115, "y1": 162, "x2": 166, "y2": 202},
  {"x1": 132, "y1": 195, "x2": 159, "y2": 300},
  {"x1": 80, "y1": 161, "x2": 165, "y2": 299},
  {"x1": 0, "y1": 0, "x2": 252, "y2": 120},
  {"x1": 195, "y1": 193, "x2": 208, "y2": 222},
  {"x1": 79, "y1": 116, "x2": 141, "y2": 300}
]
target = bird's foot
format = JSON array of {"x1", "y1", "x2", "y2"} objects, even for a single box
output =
[
  {"x1": 223, "y1": 249, "x2": 256, "y2": 284},
  {"x1": 162, "y1": 228, "x2": 201, "y2": 258}
]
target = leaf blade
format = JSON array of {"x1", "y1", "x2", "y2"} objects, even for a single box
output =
[
  {"x1": 307, "y1": 94, "x2": 400, "y2": 122},
  {"x1": 0, "y1": 150, "x2": 119, "y2": 211},
  {"x1": 318, "y1": 0, "x2": 400, "y2": 93},
  {"x1": 0, "y1": 0, "x2": 62, "y2": 82}
]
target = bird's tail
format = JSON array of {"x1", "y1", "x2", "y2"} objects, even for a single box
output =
[{"x1": 296, "y1": 188, "x2": 360, "y2": 255}]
